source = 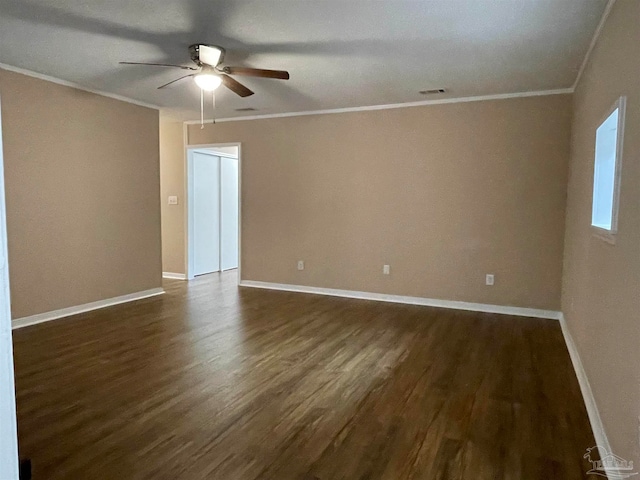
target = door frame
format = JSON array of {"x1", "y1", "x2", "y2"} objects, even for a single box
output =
[
  {"x1": 185, "y1": 142, "x2": 242, "y2": 283},
  {"x1": 0, "y1": 96, "x2": 20, "y2": 478}
]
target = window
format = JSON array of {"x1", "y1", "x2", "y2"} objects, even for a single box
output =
[{"x1": 591, "y1": 96, "x2": 625, "y2": 242}]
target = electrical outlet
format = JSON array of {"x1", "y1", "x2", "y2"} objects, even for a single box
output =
[
  {"x1": 168, "y1": 195, "x2": 178, "y2": 205},
  {"x1": 297, "y1": 260, "x2": 304, "y2": 271},
  {"x1": 485, "y1": 274, "x2": 495, "y2": 286},
  {"x1": 383, "y1": 265, "x2": 390, "y2": 275}
]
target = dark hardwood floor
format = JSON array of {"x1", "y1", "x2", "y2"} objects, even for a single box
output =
[{"x1": 12, "y1": 271, "x2": 596, "y2": 479}]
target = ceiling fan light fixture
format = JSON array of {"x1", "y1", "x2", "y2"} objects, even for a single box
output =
[
  {"x1": 122, "y1": 44, "x2": 287, "y2": 98},
  {"x1": 194, "y1": 73, "x2": 222, "y2": 91}
]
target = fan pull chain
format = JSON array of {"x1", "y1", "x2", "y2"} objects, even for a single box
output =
[{"x1": 200, "y1": 88, "x2": 204, "y2": 129}]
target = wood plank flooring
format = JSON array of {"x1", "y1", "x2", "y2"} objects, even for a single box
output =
[{"x1": 12, "y1": 271, "x2": 596, "y2": 479}]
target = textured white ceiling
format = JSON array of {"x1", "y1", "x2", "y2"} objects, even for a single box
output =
[{"x1": 0, "y1": 0, "x2": 607, "y2": 120}]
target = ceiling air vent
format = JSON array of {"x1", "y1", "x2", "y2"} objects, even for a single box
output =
[
  {"x1": 419, "y1": 89, "x2": 447, "y2": 95},
  {"x1": 235, "y1": 107, "x2": 257, "y2": 112}
]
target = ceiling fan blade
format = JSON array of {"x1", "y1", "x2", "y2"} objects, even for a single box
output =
[
  {"x1": 221, "y1": 74, "x2": 254, "y2": 97},
  {"x1": 222, "y1": 66, "x2": 289, "y2": 80},
  {"x1": 120, "y1": 61, "x2": 197, "y2": 71},
  {"x1": 157, "y1": 74, "x2": 195, "y2": 89}
]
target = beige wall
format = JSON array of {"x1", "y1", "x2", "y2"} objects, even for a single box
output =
[
  {"x1": 562, "y1": 0, "x2": 640, "y2": 463},
  {"x1": 165, "y1": 94, "x2": 572, "y2": 310},
  {"x1": 0, "y1": 68, "x2": 162, "y2": 319},
  {"x1": 159, "y1": 118, "x2": 185, "y2": 274}
]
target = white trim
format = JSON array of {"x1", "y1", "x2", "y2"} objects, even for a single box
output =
[
  {"x1": 191, "y1": 148, "x2": 237, "y2": 160},
  {"x1": 0, "y1": 94, "x2": 19, "y2": 479},
  {"x1": 239, "y1": 280, "x2": 561, "y2": 320},
  {"x1": 0, "y1": 62, "x2": 160, "y2": 111},
  {"x1": 184, "y1": 88, "x2": 573, "y2": 124},
  {"x1": 191, "y1": 148, "x2": 238, "y2": 159},
  {"x1": 162, "y1": 272, "x2": 186, "y2": 280},
  {"x1": 237, "y1": 144, "x2": 243, "y2": 284},
  {"x1": 11, "y1": 288, "x2": 165, "y2": 330},
  {"x1": 572, "y1": 0, "x2": 617, "y2": 91},
  {"x1": 186, "y1": 148, "x2": 196, "y2": 280},
  {"x1": 182, "y1": 123, "x2": 190, "y2": 279},
  {"x1": 558, "y1": 314, "x2": 612, "y2": 474},
  {"x1": 186, "y1": 142, "x2": 243, "y2": 150}
]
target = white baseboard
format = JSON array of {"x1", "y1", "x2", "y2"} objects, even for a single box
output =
[
  {"x1": 239, "y1": 280, "x2": 561, "y2": 320},
  {"x1": 12, "y1": 288, "x2": 164, "y2": 329},
  {"x1": 558, "y1": 314, "x2": 612, "y2": 465},
  {"x1": 163, "y1": 272, "x2": 187, "y2": 280}
]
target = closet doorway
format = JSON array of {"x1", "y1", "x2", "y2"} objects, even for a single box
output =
[{"x1": 187, "y1": 144, "x2": 240, "y2": 279}]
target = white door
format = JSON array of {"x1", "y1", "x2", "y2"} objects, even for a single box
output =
[
  {"x1": 220, "y1": 157, "x2": 238, "y2": 271},
  {"x1": 0, "y1": 99, "x2": 19, "y2": 479},
  {"x1": 192, "y1": 152, "x2": 220, "y2": 276}
]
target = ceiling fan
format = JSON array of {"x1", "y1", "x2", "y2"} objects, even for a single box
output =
[{"x1": 119, "y1": 44, "x2": 290, "y2": 98}]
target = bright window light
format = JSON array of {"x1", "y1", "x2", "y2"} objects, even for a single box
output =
[{"x1": 591, "y1": 97, "x2": 625, "y2": 238}]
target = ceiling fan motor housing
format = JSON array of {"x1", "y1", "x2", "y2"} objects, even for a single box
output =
[{"x1": 189, "y1": 44, "x2": 225, "y2": 67}]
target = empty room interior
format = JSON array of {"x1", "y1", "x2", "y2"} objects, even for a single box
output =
[{"x1": 0, "y1": 1, "x2": 638, "y2": 479}]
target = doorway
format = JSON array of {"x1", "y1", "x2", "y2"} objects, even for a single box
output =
[{"x1": 187, "y1": 144, "x2": 240, "y2": 280}]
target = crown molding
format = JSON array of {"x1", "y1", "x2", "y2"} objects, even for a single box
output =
[
  {"x1": 0, "y1": 62, "x2": 160, "y2": 111},
  {"x1": 184, "y1": 88, "x2": 574, "y2": 125},
  {"x1": 0, "y1": 63, "x2": 577, "y2": 123},
  {"x1": 572, "y1": 0, "x2": 617, "y2": 91}
]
